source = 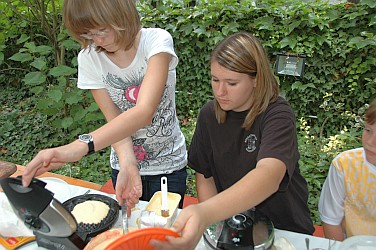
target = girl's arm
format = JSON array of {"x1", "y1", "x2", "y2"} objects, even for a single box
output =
[
  {"x1": 195, "y1": 172, "x2": 217, "y2": 202},
  {"x1": 89, "y1": 52, "x2": 172, "y2": 151},
  {"x1": 199, "y1": 157, "x2": 286, "y2": 226},
  {"x1": 322, "y1": 222, "x2": 345, "y2": 241},
  {"x1": 91, "y1": 89, "x2": 141, "y2": 208},
  {"x1": 23, "y1": 52, "x2": 172, "y2": 186},
  {"x1": 151, "y1": 157, "x2": 286, "y2": 250}
]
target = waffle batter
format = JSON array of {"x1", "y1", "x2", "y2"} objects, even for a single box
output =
[{"x1": 72, "y1": 200, "x2": 110, "y2": 224}]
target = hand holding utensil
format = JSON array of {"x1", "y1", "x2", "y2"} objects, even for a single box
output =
[{"x1": 121, "y1": 203, "x2": 129, "y2": 234}]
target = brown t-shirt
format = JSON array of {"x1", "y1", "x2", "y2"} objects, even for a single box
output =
[{"x1": 188, "y1": 96, "x2": 314, "y2": 234}]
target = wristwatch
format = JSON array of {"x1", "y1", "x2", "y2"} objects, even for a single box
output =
[{"x1": 78, "y1": 134, "x2": 95, "y2": 155}]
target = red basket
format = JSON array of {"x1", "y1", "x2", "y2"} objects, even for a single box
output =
[{"x1": 106, "y1": 228, "x2": 180, "y2": 250}]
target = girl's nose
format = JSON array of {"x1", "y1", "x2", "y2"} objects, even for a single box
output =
[
  {"x1": 216, "y1": 83, "x2": 227, "y2": 96},
  {"x1": 92, "y1": 36, "x2": 104, "y2": 45}
]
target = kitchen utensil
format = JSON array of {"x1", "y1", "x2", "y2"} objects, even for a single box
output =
[
  {"x1": 121, "y1": 203, "x2": 129, "y2": 234},
  {"x1": 161, "y1": 176, "x2": 169, "y2": 217},
  {"x1": 63, "y1": 193, "x2": 119, "y2": 243},
  {"x1": 305, "y1": 237, "x2": 310, "y2": 250},
  {"x1": 144, "y1": 191, "x2": 181, "y2": 228},
  {"x1": 106, "y1": 227, "x2": 180, "y2": 250},
  {"x1": 203, "y1": 208, "x2": 274, "y2": 249},
  {"x1": 0, "y1": 176, "x2": 85, "y2": 250}
]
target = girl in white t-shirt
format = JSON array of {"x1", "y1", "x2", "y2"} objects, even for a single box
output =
[
  {"x1": 22, "y1": 0, "x2": 187, "y2": 211},
  {"x1": 319, "y1": 99, "x2": 376, "y2": 240}
]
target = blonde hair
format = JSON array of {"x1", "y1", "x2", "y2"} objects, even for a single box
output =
[
  {"x1": 211, "y1": 32, "x2": 279, "y2": 130},
  {"x1": 365, "y1": 99, "x2": 376, "y2": 125},
  {"x1": 63, "y1": 0, "x2": 141, "y2": 51}
]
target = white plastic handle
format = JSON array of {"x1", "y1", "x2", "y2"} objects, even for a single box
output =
[{"x1": 161, "y1": 176, "x2": 168, "y2": 211}]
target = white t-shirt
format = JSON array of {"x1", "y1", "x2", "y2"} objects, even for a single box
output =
[
  {"x1": 319, "y1": 148, "x2": 376, "y2": 237},
  {"x1": 76, "y1": 28, "x2": 187, "y2": 175}
]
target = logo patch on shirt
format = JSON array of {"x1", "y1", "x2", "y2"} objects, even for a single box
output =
[{"x1": 245, "y1": 134, "x2": 257, "y2": 152}]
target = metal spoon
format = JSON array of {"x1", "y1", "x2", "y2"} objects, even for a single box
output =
[{"x1": 305, "y1": 238, "x2": 310, "y2": 250}]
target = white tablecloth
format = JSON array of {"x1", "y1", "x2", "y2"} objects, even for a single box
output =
[{"x1": 0, "y1": 178, "x2": 340, "y2": 250}]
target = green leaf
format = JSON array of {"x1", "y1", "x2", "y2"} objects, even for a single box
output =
[
  {"x1": 23, "y1": 72, "x2": 47, "y2": 86},
  {"x1": 9, "y1": 52, "x2": 33, "y2": 62},
  {"x1": 35, "y1": 45, "x2": 53, "y2": 55},
  {"x1": 349, "y1": 37, "x2": 376, "y2": 49},
  {"x1": 61, "y1": 39, "x2": 81, "y2": 50},
  {"x1": 61, "y1": 117, "x2": 74, "y2": 129},
  {"x1": 87, "y1": 102, "x2": 100, "y2": 112},
  {"x1": 66, "y1": 93, "x2": 83, "y2": 104},
  {"x1": 30, "y1": 58, "x2": 47, "y2": 70},
  {"x1": 254, "y1": 16, "x2": 275, "y2": 30},
  {"x1": 24, "y1": 42, "x2": 37, "y2": 52},
  {"x1": 73, "y1": 109, "x2": 87, "y2": 121},
  {"x1": 37, "y1": 99, "x2": 54, "y2": 113},
  {"x1": 362, "y1": 0, "x2": 376, "y2": 8},
  {"x1": 279, "y1": 36, "x2": 297, "y2": 49},
  {"x1": 30, "y1": 86, "x2": 44, "y2": 95},
  {"x1": 17, "y1": 34, "x2": 29, "y2": 44},
  {"x1": 49, "y1": 65, "x2": 77, "y2": 77},
  {"x1": 288, "y1": 21, "x2": 301, "y2": 34},
  {"x1": 48, "y1": 89, "x2": 63, "y2": 102}
]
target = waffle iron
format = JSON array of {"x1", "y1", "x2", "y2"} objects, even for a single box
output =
[
  {"x1": 0, "y1": 176, "x2": 119, "y2": 250},
  {"x1": 203, "y1": 208, "x2": 274, "y2": 250}
]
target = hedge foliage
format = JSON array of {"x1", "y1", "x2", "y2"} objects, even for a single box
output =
[
  {"x1": 1, "y1": 0, "x2": 375, "y2": 138},
  {"x1": 138, "y1": 0, "x2": 376, "y2": 136}
]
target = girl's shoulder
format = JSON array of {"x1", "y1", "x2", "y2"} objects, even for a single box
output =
[
  {"x1": 141, "y1": 27, "x2": 172, "y2": 40},
  {"x1": 262, "y1": 96, "x2": 295, "y2": 121}
]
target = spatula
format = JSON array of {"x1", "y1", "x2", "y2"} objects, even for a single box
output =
[{"x1": 121, "y1": 202, "x2": 129, "y2": 234}]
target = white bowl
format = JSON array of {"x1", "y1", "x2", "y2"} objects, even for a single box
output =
[{"x1": 340, "y1": 235, "x2": 376, "y2": 250}]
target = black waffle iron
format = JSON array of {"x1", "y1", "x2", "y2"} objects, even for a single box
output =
[
  {"x1": 203, "y1": 208, "x2": 274, "y2": 250},
  {"x1": 0, "y1": 176, "x2": 119, "y2": 250}
]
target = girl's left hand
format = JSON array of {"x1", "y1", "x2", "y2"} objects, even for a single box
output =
[{"x1": 150, "y1": 204, "x2": 208, "y2": 250}]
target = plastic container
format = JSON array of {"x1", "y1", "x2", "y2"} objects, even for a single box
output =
[
  {"x1": 143, "y1": 191, "x2": 181, "y2": 228},
  {"x1": 106, "y1": 228, "x2": 180, "y2": 250}
]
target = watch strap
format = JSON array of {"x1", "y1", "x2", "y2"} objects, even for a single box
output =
[{"x1": 87, "y1": 140, "x2": 95, "y2": 155}]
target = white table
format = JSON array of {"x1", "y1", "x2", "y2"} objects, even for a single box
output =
[{"x1": 0, "y1": 179, "x2": 340, "y2": 250}]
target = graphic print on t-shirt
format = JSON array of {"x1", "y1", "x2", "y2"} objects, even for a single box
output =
[
  {"x1": 104, "y1": 71, "x2": 143, "y2": 109},
  {"x1": 133, "y1": 138, "x2": 149, "y2": 162},
  {"x1": 245, "y1": 134, "x2": 257, "y2": 152},
  {"x1": 104, "y1": 71, "x2": 181, "y2": 172},
  {"x1": 125, "y1": 85, "x2": 141, "y2": 103}
]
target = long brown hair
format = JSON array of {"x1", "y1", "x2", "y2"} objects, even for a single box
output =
[
  {"x1": 63, "y1": 0, "x2": 141, "y2": 52},
  {"x1": 211, "y1": 32, "x2": 279, "y2": 130}
]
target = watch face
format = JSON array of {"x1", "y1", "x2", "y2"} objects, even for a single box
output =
[{"x1": 79, "y1": 134, "x2": 92, "y2": 142}]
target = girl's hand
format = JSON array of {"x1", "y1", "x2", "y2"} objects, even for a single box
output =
[
  {"x1": 150, "y1": 204, "x2": 209, "y2": 250},
  {"x1": 22, "y1": 141, "x2": 86, "y2": 187},
  {"x1": 116, "y1": 163, "x2": 142, "y2": 215}
]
